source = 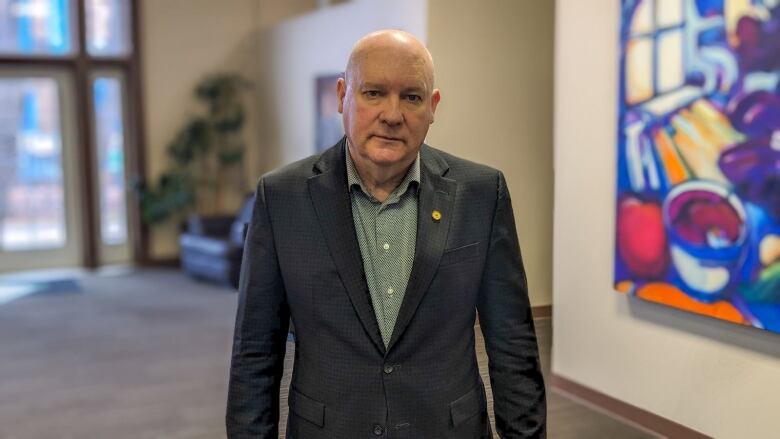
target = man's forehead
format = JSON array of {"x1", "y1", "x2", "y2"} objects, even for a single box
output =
[
  {"x1": 358, "y1": 79, "x2": 428, "y2": 92},
  {"x1": 349, "y1": 55, "x2": 431, "y2": 87},
  {"x1": 351, "y1": 70, "x2": 430, "y2": 90},
  {"x1": 361, "y1": 43, "x2": 428, "y2": 64}
]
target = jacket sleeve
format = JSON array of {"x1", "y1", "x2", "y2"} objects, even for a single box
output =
[
  {"x1": 477, "y1": 171, "x2": 547, "y2": 438},
  {"x1": 226, "y1": 178, "x2": 290, "y2": 438}
]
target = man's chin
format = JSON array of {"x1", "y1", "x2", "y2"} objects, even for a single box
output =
[
  {"x1": 368, "y1": 151, "x2": 417, "y2": 169},
  {"x1": 350, "y1": 138, "x2": 417, "y2": 166}
]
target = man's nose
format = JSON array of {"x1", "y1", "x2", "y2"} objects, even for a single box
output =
[{"x1": 380, "y1": 97, "x2": 403, "y2": 126}]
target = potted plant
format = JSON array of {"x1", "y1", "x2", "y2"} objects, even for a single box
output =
[{"x1": 135, "y1": 73, "x2": 251, "y2": 226}]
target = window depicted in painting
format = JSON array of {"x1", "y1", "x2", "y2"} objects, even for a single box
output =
[{"x1": 616, "y1": 0, "x2": 780, "y2": 333}]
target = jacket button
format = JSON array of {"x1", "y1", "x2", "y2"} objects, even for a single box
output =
[
  {"x1": 383, "y1": 365, "x2": 394, "y2": 374},
  {"x1": 373, "y1": 424, "x2": 384, "y2": 436}
]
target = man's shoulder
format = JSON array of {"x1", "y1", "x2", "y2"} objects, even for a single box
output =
[
  {"x1": 258, "y1": 140, "x2": 345, "y2": 190},
  {"x1": 259, "y1": 154, "x2": 320, "y2": 187}
]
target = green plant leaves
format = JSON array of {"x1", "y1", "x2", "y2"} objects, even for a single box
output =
[
  {"x1": 214, "y1": 104, "x2": 245, "y2": 133},
  {"x1": 218, "y1": 145, "x2": 244, "y2": 165},
  {"x1": 138, "y1": 170, "x2": 195, "y2": 224},
  {"x1": 167, "y1": 118, "x2": 210, "y2": 165}
]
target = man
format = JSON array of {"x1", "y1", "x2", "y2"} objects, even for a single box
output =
[{"x1": 227, "y1": 30, "x2": 546, "y2": 438}]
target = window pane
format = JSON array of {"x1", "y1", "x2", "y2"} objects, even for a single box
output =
[
  {"x1": 0, "y1": 0, "x2": 75, "y2": 56},
  {"x1": 658, "y1": 30, "x2": 684, "y2": 93},
  {"x1": 92, "y1": 76, "x2": 127, "y2": 245},
  {"x1": 0, "y1": 77, "x2": 66, "y2": 250},
  {"x1": 657, "y1": 0, "x2": 684, "y2": 28},
  {"x1": 630, "y1": 0, "x2": 653, "y2": 35},
  {"x1": 85, "y1": 0, "x2": 131, "y2": 56},
  {"x1": 626, "y1": 37, "x2": 654, "y2": 104}
]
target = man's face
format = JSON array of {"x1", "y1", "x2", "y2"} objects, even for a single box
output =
[{"x1": 337, "y1": 46, "x2": 440, "y2": 169}]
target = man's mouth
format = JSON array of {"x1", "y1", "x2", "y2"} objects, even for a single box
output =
[{"x1": 373, "y1": 135, "x2": 402, "y2": 142}]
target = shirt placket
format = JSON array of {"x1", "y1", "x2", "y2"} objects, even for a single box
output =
[{"x1": 375, "y1": 202, "x2": 395, "y2": 341}]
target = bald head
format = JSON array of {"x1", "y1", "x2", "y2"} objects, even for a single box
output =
[{"x1": 345, "y1": 30, "x2": 435, "y2": 90}]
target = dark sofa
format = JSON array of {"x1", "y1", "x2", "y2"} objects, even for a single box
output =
[{"x1": 179, "y1": 195, "x2": 254, "y2": 289}]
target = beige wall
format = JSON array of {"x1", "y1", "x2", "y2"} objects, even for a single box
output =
[
  {"x1": 255, "y1": 0, "x2": 318, "y2": 29},
  {"x1": 254, "y1": 0, "x2": 427, "y2": 176},
  {"x1": 141, "y1": 0, "x2": 260, "y2": 258},
  {"x1": 426, "y1": 0, "x2": 555, "y2": 306},
  {"x1": 552, "y1": 1, "x2": 780, "y2": 437}
]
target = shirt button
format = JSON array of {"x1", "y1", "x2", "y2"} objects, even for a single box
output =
[
  {"x1": 383, "y1": 242, "x2": 390, "y2": 250},
  {"x1": 383, "y1": 364, "x2": 394, "y2": 374},
  {"x1": 387, "y1": 288, "x2": 394, "y2": 296},
  {"x1": 373, "y1": 424, "x2": 384, "y2": 436}
]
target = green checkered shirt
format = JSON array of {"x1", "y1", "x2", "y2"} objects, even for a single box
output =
[{"x1": 346, "y1": 145, "x2": 420, "y2": 347}]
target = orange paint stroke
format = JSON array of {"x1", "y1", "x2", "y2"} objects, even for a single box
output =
[
  {"x1": 653, "y1": 128, "x2": 690, "y2": 185},
  {"x1": 636, "y1": 283, "x2": 748, "y2": 324},
  {"x1": 671, "y1": 126, "x2": 728, "y2": 183},
  {"x1": 616, "y1": 280, "x2": 634, "y2": 294}
]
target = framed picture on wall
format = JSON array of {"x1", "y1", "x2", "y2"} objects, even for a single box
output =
[
  {"x1": 315, "y1": 73, "x2": 344, "y2": 152},
  {"x1": 615, "y1": 0, "x2": 780, "y2": 333}
]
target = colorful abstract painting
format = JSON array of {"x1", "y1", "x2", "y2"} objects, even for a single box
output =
[{"x1": 615, "y1": 0, "x2": 780, "y2": 333}]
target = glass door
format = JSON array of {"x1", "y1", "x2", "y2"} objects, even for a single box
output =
[{"x1": 0, "y1": 69, "x2": 83, "y2": 272}]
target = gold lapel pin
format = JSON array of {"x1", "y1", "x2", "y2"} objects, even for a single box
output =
[{"x1": 432, "y1": 210, "x2": 442, "y2": 222}]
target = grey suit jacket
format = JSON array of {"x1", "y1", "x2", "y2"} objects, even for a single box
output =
[{"x1": 226, "y1": 139, "x2": 546, "y2": 438}]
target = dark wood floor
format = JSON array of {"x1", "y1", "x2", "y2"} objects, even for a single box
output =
[{"x1": 0, "y1": 269, "x2": 657, "y2": 438}]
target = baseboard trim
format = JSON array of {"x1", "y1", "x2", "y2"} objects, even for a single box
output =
[
  {"x1": 142, "y1": 257, "x2": 180, "y2": 267},
  {"x1": 475, "y1": 306, "x2": 551, "y2": 326},
  {"x1": 551, "y1": 374, "x2": 711, "y2": 439}
]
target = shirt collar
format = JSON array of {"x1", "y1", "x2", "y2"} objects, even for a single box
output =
[{"x1": 345, "y1": 140, "x2": 421, "y2": 199}]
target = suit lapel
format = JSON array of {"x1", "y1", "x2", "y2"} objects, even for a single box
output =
[
  {"x1": 387, "y1": 146, "x2": 455, "y2": 351},
  {"x1": 308, "y1": 139, "x2": 386, "y2": 355}
]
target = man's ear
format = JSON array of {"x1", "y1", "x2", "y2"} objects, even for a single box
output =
[
  {"x1": 429, "y1": 89, "x2": 441, "y2": 123},
  {"x1": 337, "y1": 78, "x2": 346, "y2": 114}
]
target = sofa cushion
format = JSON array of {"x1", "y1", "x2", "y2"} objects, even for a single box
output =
[{"x1": 180, "y1": 234, "x2": 237, "y2": 257}]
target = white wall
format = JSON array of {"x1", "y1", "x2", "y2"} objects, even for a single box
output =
[
  {"x1": 552, "y1": 1, "x2": 780, "y2": 437},
  {"x1": 254, "y1": 0, "x2": 427, "y2": 176},
  {"x1": 426, "y1": 0, "x2": 554, "y2": 307}
]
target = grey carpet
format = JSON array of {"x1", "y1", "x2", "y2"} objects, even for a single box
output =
[{"x1": 0, "y1": 268, "x2": 656, "y2": 439}]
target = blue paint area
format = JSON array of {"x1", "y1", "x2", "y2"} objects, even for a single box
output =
[
  {"x1": 694, "y1": 0, "x2": 723, "y2": 17},
  {"x1": 743, "y1": 303, "x2": 780, "y2": 332}
]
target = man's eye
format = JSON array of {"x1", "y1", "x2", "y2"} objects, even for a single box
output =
[
  {"x1": 404, "y1": 95, "x2": 422, "y2": 102},
  {"x1": 364, "y1": 90, "x2": 380, "y2": 97}
]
